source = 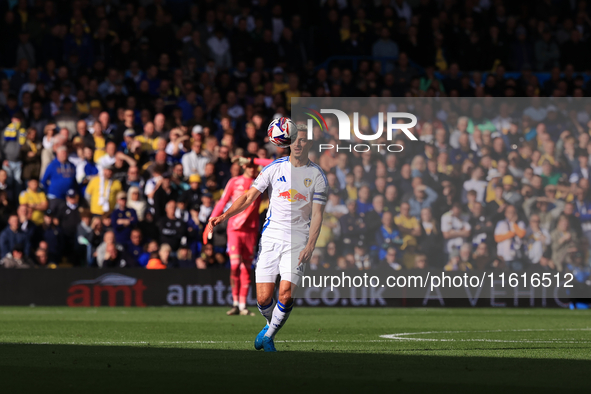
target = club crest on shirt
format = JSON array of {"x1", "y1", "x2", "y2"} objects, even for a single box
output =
[{"x1": 304, "y1": 178, "x2": 312, "y2": 187}]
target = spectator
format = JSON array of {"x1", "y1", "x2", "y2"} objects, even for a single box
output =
[
  {"x1": 444, "y1": 244, "x2": 474, "y2": 272},
  {"x1": 469, "y1": 202, "x2": 494, "y2": 246},
  {"x1": 55, "y1": 189, "x2": 82, "y2": 264},
  {"x1": 441, "y1": 203, "x2": 472, "y2": 256},
  {"x1": 85, "y1": 164, "x2": 122, "y2": 216},
  {"x1": 76, "y1": 146, "x2": 98, "y2": 196},
  {"x1": 20, "y1": 128, "x2": 42, "y2": 181},
  {"x1": 394, "y1": 202, "x2": 421, "y2": 248},
  {"x1": 372, "y1": 27, "x2": 398, "y2": 73},
  {"x1": 535, "y1": 28, "x2": 560, "y2": 72},
  {"x1": 498, "y1": 175, "x2": 516, "y2": 202},
  {"x1": 550, "y1": 215, "x2": 579, "y2": 272},
  {"x1": 2, "y1": 113, "x2": 26, "y2": 200},
  {"x1": 159, "y1": 200, "x2": 187, "y2": 251},
  {"x1": 380, "y1": 247, "x2": 402, "y2": 271},
  {"x1": 375, "y1": 211, "x2": 401, "y2": 261},
  {"x1": 146, "y1": 250, "x2": 168, "y2": 269},
  {"x1": 462, "y1": 166, "x2": 487, "y2": 203},
  {"x1": 325, "y1": 191, "x2": 348, "y2": 218},
  {"x1": 96, "y1": 231, "x2": 118, "y2": 268},
  {"x1": 41, "y1": 146, "x2": 77, "y2": 210},
  {"x1": 41, "y1": 210, "x2": 64, "y2": 264},
  {"x1": 18, "y1": 178, "x2": 47, "y2": 226},
  {"x1": 569, "y1": 150, "x2": 591, "y2": 184},
  {"x1": 494, "y1": 205, "x2": 527, "y2": 271},
  {"x1": 126, "y1": 186, "x2": 147, "y2": 222},
  {"x1": 353, "y1": 241, "x2": 371, "y2": 270},
  {"x1": 103, "y1": 242, "x2": 135, "y2": 268},
  {"x1": 153, "y1": 173, "x2": 178, "y2": 220},
  {"x1": 525, "y1": 214, "x2": 551, "y2": 265},
  {"x1": 0, "y1": 215, "x2": 29, "y2": 258},
  {"x1": 408, "y1": 184, "x2": 437, "y2": 218},
  {"x1": 182, "y1": 139, "x2": 210, "y2": 178},
  {"x1": 0, "y1": 244, "x2": 34, "y2": 268},
  {"x1": 207, "y1": 28, "x2": 232, "y2": 69},
  {"x1": 76, "y1": 210, "x2": 93, "y2": 264},
  {"x1": 339, "y1": 199, "x2": 366, "y2": 254},
  {"x1": 124, "y1": 228, "x2": 143, "y2": 265},
  {"x1": 157, "y1": 243, "x2": 175, "y2": 267},
  {"x1": 111, "y1": 191, "x2": 138, "y2": 245},
  {"x1": 523, "y1": 195, "x2": 565, "y2": 232},
  {"x1": 472, "y1": 243, "x2": 492, "y2": 270},
  {"x1": 418, "y1": 207, "x2": 443, "y2": 266},
  {"x1": 33, "y1": 242, "x2": 53, "y2": 268},
  {"x1": 573, "y1": 187, "x2": 591, "y2": 247}
]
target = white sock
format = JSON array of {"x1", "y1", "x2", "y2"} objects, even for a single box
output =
[
  {"x1": 257, "y1": 298, "x2": 276, "y2": 325},
  {"x1": 239, "y1": 302, "x2": 246, "y2": 311},
  {"x1": 233, "y1": 300, "x2": 239, "y2": 307},
  {"x1": 264, "y1": 300, "x2": 293, "y2": 339}
]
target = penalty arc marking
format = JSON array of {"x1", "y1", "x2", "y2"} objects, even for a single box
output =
[{"x1": 380, "y1": 328, "x2": 591, "y2": 343}]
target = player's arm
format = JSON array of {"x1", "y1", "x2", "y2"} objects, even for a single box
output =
[
  {"x1": 233, "y1": 157, "x2": 274, "y2": 167},
  {"x1": 253, "y1": 158, "x2": 273, "y2": 166},
  {"x1": 298, "y1": 202, "x2": 325, "y2": 265},
  {"x1": 207, "y1": 186, "x2": 262, "y2": 231},
  {"x1": 210, "y1": 178, "x2": 234, "y2": 218}
]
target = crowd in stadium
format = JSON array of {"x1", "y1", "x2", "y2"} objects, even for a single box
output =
[{"x1": 0, "y1": 0, "x2": 590, "y2": 276}]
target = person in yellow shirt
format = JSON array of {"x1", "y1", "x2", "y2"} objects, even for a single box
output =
[
  {"x1": 284, "y1": 74, "x2": 301, "y2": 110},
  {"x1": 92, "y1": 121, "x2": 107, "y2": 163},
  {"x1": 18, "y1": 178, "x2": 48, "y2": 225},
  {"x1": 271, "y1": 67, "x2": 288, "y2": 95},
  {"x1": 85, "y1": 165, "x2": 122, "y2": 215},
  {"x1": 344, "y1": 173, "x2": 358, "y2": 200},
  {"x1": 134, "y1": 121, "x2": 161, "y2": 153},
  {"x1": 394, "y1": 202, "x2": 422, "y2": 250}
]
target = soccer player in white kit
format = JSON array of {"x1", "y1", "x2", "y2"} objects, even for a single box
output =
[{"x1": 207, "y1": 125, "x2": 327, "y2": 352}]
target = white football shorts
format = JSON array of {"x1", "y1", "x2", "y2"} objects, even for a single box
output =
[{"x1": 255, "y1": 235, "x2": 307, "y2": 286}]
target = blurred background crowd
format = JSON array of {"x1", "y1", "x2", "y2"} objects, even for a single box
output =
[{"x1": 0, "y1": 0, "x2": 590, "y2": 277}]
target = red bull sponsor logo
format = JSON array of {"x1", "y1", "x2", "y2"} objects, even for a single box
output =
[{"x1": 278, "y1": 189, "x2": 307, "y2": 203}]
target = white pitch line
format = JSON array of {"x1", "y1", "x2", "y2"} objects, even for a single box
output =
[
  {"x1": 0, "y1": 339, "x2": 395, "y2": 346},
  {"x1": 2, "y1": 328, "x2": 590, "y2": 346},
  {"x1": 380, "y1": 328, "x2": 591, "y2": 343}
]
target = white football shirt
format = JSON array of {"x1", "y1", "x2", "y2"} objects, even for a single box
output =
[{"x1": 252, "y1": 157, "x2": 327, "y2": 241}]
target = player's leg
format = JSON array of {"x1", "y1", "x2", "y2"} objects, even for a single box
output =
[
  {"x1": 238, "y1": 261, "x2": 254, "y2": 315},
  {"x1": 238, "y1": 231, "x2": 256, "y2": 316},
  {"x1": 254, "y1": 238, "x2": 279, "y2": 350},
  {"x1": 256, "y1": 282, "x2": 276, "y2": 322},
  {"x1": 264, "y1": 279, "x2": 296, "y2": 339},
  {"x1": 262, "y1": 244, "x2": 304, "y2": 351},
  {"x1": 226, "y1": 231, "x2": 241, "y2": 315}
]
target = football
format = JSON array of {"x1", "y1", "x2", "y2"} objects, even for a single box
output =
[{"x1": 267, "y1": 117, "x2": 297, "y2": 148}]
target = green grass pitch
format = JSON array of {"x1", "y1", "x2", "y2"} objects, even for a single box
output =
[{"x1": 1, "y1": 307, "x2": 590, "y2": 393}]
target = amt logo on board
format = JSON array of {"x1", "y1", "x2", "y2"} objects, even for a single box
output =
[{"x1": 67, "y1": 273, "x2": 147, "y2": 307}]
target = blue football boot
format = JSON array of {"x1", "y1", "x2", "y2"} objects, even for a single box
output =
[
  {"x1": 262, "y1": 335, "x2": 277, "y2": 352},
  {"x1": 254, "y1": 324, "x2": 269, "y2": 350}
]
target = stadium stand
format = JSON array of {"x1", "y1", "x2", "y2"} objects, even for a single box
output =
[{"x1": 0, "y1": 0, "x2": 590, "y2": 277}]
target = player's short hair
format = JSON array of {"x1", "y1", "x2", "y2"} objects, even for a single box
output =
[{"x1": 296, "y1": 124, "x2": 307, "y2": 131}]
